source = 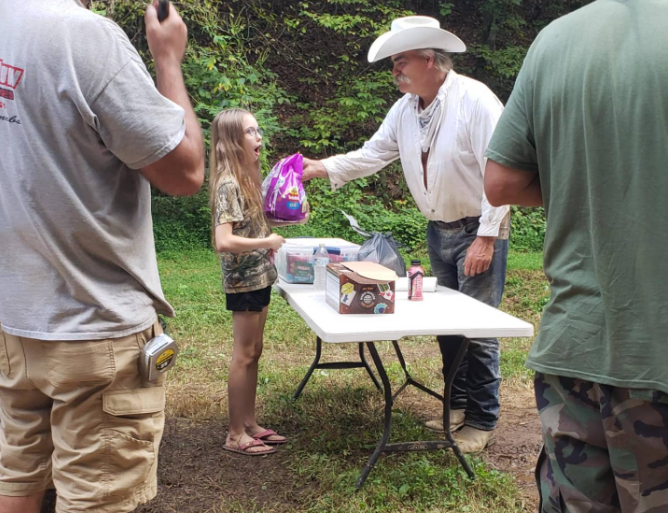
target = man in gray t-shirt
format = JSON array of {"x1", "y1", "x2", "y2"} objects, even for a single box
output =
[{"x1": 0, "y1": 1, "x2": 204, "y2": 511}]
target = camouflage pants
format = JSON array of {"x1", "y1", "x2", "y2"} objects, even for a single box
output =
[{"x1": 535, "y1": 373, "x2": 668, "y2": 513}]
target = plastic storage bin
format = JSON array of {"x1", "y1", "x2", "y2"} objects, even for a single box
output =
[{"x1": 275, "y1": 238, "x2": 360, "y2": 284}]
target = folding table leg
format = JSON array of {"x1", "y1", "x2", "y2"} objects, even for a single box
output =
[
  {"x1": 292, "y1": 336, "x2": 322, "y2": 400},
  {"x1": 391, "y1": 340, "x2": 444, "y2": 402},
  {"x1": 442, "y1": 337, "x2": 475, "y2": 479},
  {"x1": 359, "y1": 343, "x2": 381, "y2": 391},
  {"x1": 356, "y1": 342, "x2": 393, "y2": 490}
]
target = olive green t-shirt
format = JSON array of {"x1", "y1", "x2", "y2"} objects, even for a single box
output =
[
  {"x1": 214, "y1": 178, "x2": 277, "y2": 294},
  {"x1": 487, "y1": 0, "x2": 668, "y2": 393}
]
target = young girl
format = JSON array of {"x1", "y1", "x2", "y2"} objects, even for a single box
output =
[{"x1": 210, "y1": 108, "x2": 295, "y2": 455}]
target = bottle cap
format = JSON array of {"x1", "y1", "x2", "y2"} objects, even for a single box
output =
[{"x1": 411, "y1": 259, "x2": 421, "y2": 266}]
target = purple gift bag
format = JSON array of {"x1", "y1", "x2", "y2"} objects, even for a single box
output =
[{"x1": 262, "y1": 153, "x2": 307, "y2": 223}]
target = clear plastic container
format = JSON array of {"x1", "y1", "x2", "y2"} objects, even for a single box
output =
[
  {"x1": 313, "y1": 244, "x2": 330, "y2": 290},
  {"x1": 275, "y1": 238, "x2": 360, "y2": 284}
]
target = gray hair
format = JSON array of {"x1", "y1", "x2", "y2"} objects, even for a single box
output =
[{"x1": 418, "y1": 49, "x2": 453, "y2": 72}]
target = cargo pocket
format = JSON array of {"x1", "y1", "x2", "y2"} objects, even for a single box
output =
[
  {"x1": 0, "y1": 330, "x2": 10, "y2": 377},
  {"x1": 101, "y1": 386, "x2": 166, "y2": 498},
  {"x1": 45, "y1": 340, "x2": 114, "y2": 387}
]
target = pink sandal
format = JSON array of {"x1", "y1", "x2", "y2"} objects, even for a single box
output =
[
  {"x1": 251, "y1": 428, "x2": 288, "y2": 446},
  {"x1": 224, "y1": 439, "x2": 276, "y2": 456}
]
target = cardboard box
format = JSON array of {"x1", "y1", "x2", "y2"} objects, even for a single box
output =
[{"x1": 325, "y1": 262, "x2": 396, "y2": 314}]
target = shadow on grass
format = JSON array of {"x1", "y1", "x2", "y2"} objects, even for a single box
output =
[
  {"x1": 142, "y1": 381, "x2": 519, "y2": 512},
  {"x1": 38, "y1": 377, "x2": 522, "y2": 513}
]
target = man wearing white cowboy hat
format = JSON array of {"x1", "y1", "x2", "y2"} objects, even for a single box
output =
[{"x1": 303, "y1": 15, "x2": 510, "y2": 454}]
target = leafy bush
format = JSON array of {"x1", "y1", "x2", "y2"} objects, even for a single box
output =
[
  {"x1": 151, "y1": 174, "x2": 428, "y2": 252},
  {"x1": 93, "y1": 0, "x2": 578, "y2": 253},
  {"x1": 152, "y1": 191, "x2": 211, "y2": 252},
  {"x1": 509, "y1": 206, "x2": 545, "y2": 252},
  {"x1": 302, "y1": 176, "x2": 428, "y2": 250}
]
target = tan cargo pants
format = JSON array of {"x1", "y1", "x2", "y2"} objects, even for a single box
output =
[{"x1": 0, "y1": 321, "x2": 166, "y2": 513}]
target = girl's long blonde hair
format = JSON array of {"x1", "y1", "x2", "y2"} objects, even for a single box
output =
[{"x1": 209, "y1": 108, "x2": 267, "y2": 246}]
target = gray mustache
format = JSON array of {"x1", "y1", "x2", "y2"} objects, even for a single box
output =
[{"x1": 393, "y1": 74, "x2": 411, "y2": 85}]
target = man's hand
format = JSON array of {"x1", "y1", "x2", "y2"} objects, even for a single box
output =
[
  {"x1": 145, "y1": 1, "x2": 187, "y2": 66},
  {"x1": 464, "y1": 236, "x2": 496, "y2": 277},
  {"x1": 302, "y1": 158, "x2": 328, "y2": 181}
]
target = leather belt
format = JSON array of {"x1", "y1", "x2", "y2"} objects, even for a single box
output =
[{"x1": 433, "y1": 216, "x2": 481, "y2": 229}]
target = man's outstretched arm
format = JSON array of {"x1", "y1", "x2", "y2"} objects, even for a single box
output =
[{"x1": 301, "y1": 100, "x2": 403, "y2": 187}]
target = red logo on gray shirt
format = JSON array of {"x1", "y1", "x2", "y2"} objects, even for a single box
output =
[{"x1": 0, "y1": 60, "x2": 25, "y2": 101}]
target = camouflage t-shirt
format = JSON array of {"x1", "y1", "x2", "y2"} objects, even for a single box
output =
[{"x1": 215, "y1": 178, "x2": 277, "y2": 294}]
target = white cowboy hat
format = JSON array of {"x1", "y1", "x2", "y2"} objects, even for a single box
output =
[{"x1": 367, "y1": 16, "x2": 466, "y2": 63}]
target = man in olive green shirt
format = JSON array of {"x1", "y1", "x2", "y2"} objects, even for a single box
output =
[{"x1": 484, "y1": 0, "x2": 668, "y2": 510}]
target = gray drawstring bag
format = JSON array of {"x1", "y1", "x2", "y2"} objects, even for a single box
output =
[{"x1": 341, "y1": 211, "x2": 407, "y2": 277}]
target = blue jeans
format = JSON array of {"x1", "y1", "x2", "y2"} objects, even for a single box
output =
[{"x1": 427, "y1": 220, "x2": 508, "y2": 431}]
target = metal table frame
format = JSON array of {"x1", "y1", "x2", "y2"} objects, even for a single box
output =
[
  {"x1": 276, "y1": 273, "x2": 533, "y2": 490},
  {"x1": 292, "y1": 335, "x2": 475, "y2": 489}
]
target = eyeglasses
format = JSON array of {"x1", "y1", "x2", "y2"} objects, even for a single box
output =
[{"x1": 244, "y1": 127, "x2": 264, "y2": 138}]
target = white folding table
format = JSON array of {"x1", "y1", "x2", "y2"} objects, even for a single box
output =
[{"x1": 274, "y1": 279, "x2": 534, "y2": 489}]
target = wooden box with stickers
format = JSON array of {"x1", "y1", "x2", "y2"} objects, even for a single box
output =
[{"x1": 325, "y1": 261, "x2": 397, "y2": 314}]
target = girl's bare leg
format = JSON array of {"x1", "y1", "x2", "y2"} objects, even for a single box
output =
[
  {"x1": 227, "y1": 309, "x2": 271, "y2": 453},
  {"x1": 242, "y1": 307, "x2": 286, "y2": 443}
]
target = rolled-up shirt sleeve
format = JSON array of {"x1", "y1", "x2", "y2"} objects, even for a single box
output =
[
  {"x1": 470, "y1": 92, "x2": 510, "y2": 237},
  {"x1": 322, "y1": 102, "x2": 401, "y2": 190}
]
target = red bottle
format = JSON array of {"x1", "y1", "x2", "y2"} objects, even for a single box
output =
[{"x1": 408, "y1": 259, "x2": 424, "y2": 301}]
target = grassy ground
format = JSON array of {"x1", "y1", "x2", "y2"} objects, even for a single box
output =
[{"x1": 143, "y1": 247, "x2": 548, "y2": 513}]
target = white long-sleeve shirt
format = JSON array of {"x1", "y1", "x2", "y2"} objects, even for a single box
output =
[{"x1": 322, "y1": 70, "x2": 510, "y2": 238}]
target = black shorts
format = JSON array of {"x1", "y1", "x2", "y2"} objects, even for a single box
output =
[{"x1": 225, "y1": 286, "x2": 272, "y2": 312}]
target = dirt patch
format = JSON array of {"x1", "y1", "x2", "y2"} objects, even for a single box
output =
[
  {"x1": 137, "y1": 383, "x2": 543, "y2": 512},
  {"x1": 487, "y1": 386, "x2": 542, "y2": 510},
  {"x1": 409, "y1": 381, "x2": 542, "y2": 512},
  {"x1": 39, "y1": 383, "x2": 543, "y2": 512},
  {"x1": 38, "y1": 418, "x2": 309, "y2": 513},
  {"x1": 134, "y1": 418, "x2": 309, "y2": 513}
]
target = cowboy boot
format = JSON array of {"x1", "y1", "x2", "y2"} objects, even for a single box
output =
[
  {"x1": 452, "y1": 426, "x2": 495, "y2": 454},
  {"x1": 424, "y1": 409, "x2": 465, "y2": 432}
]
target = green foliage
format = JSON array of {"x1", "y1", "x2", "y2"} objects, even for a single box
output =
[
  {"x1": 439, "y1": 3, "x2": 454, "y2": 18},
  {"x1": 94, "y1": 0, "x2": 580, "y2": 253},
  {"x1": 299, "y1": 1, "x2": 413, "y2": 39},
  {"x1": 151, "y1": 174, "x2": 428, "y2": 253},
  {"x1": 471, "y1": 44, "x2": 527, "y2": 79},
  {"x1": 469, "y1": 44, "x2": 527, "y2": 95},
  {"x1": 153, "y1": 183, "x2": 546, "y2": 255},
  {"x1": 302, "y1": 177, "x2": 428, "y2": 250},
  {"x1": 152, "y1": 191, "x2": 211, "y2": 252},
  {"x1": 510, "y1": 206, "x2": 546, "y2": 252},
  {"x1": 290, "y1": 71, "x2": 397, "y2": 153}
]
